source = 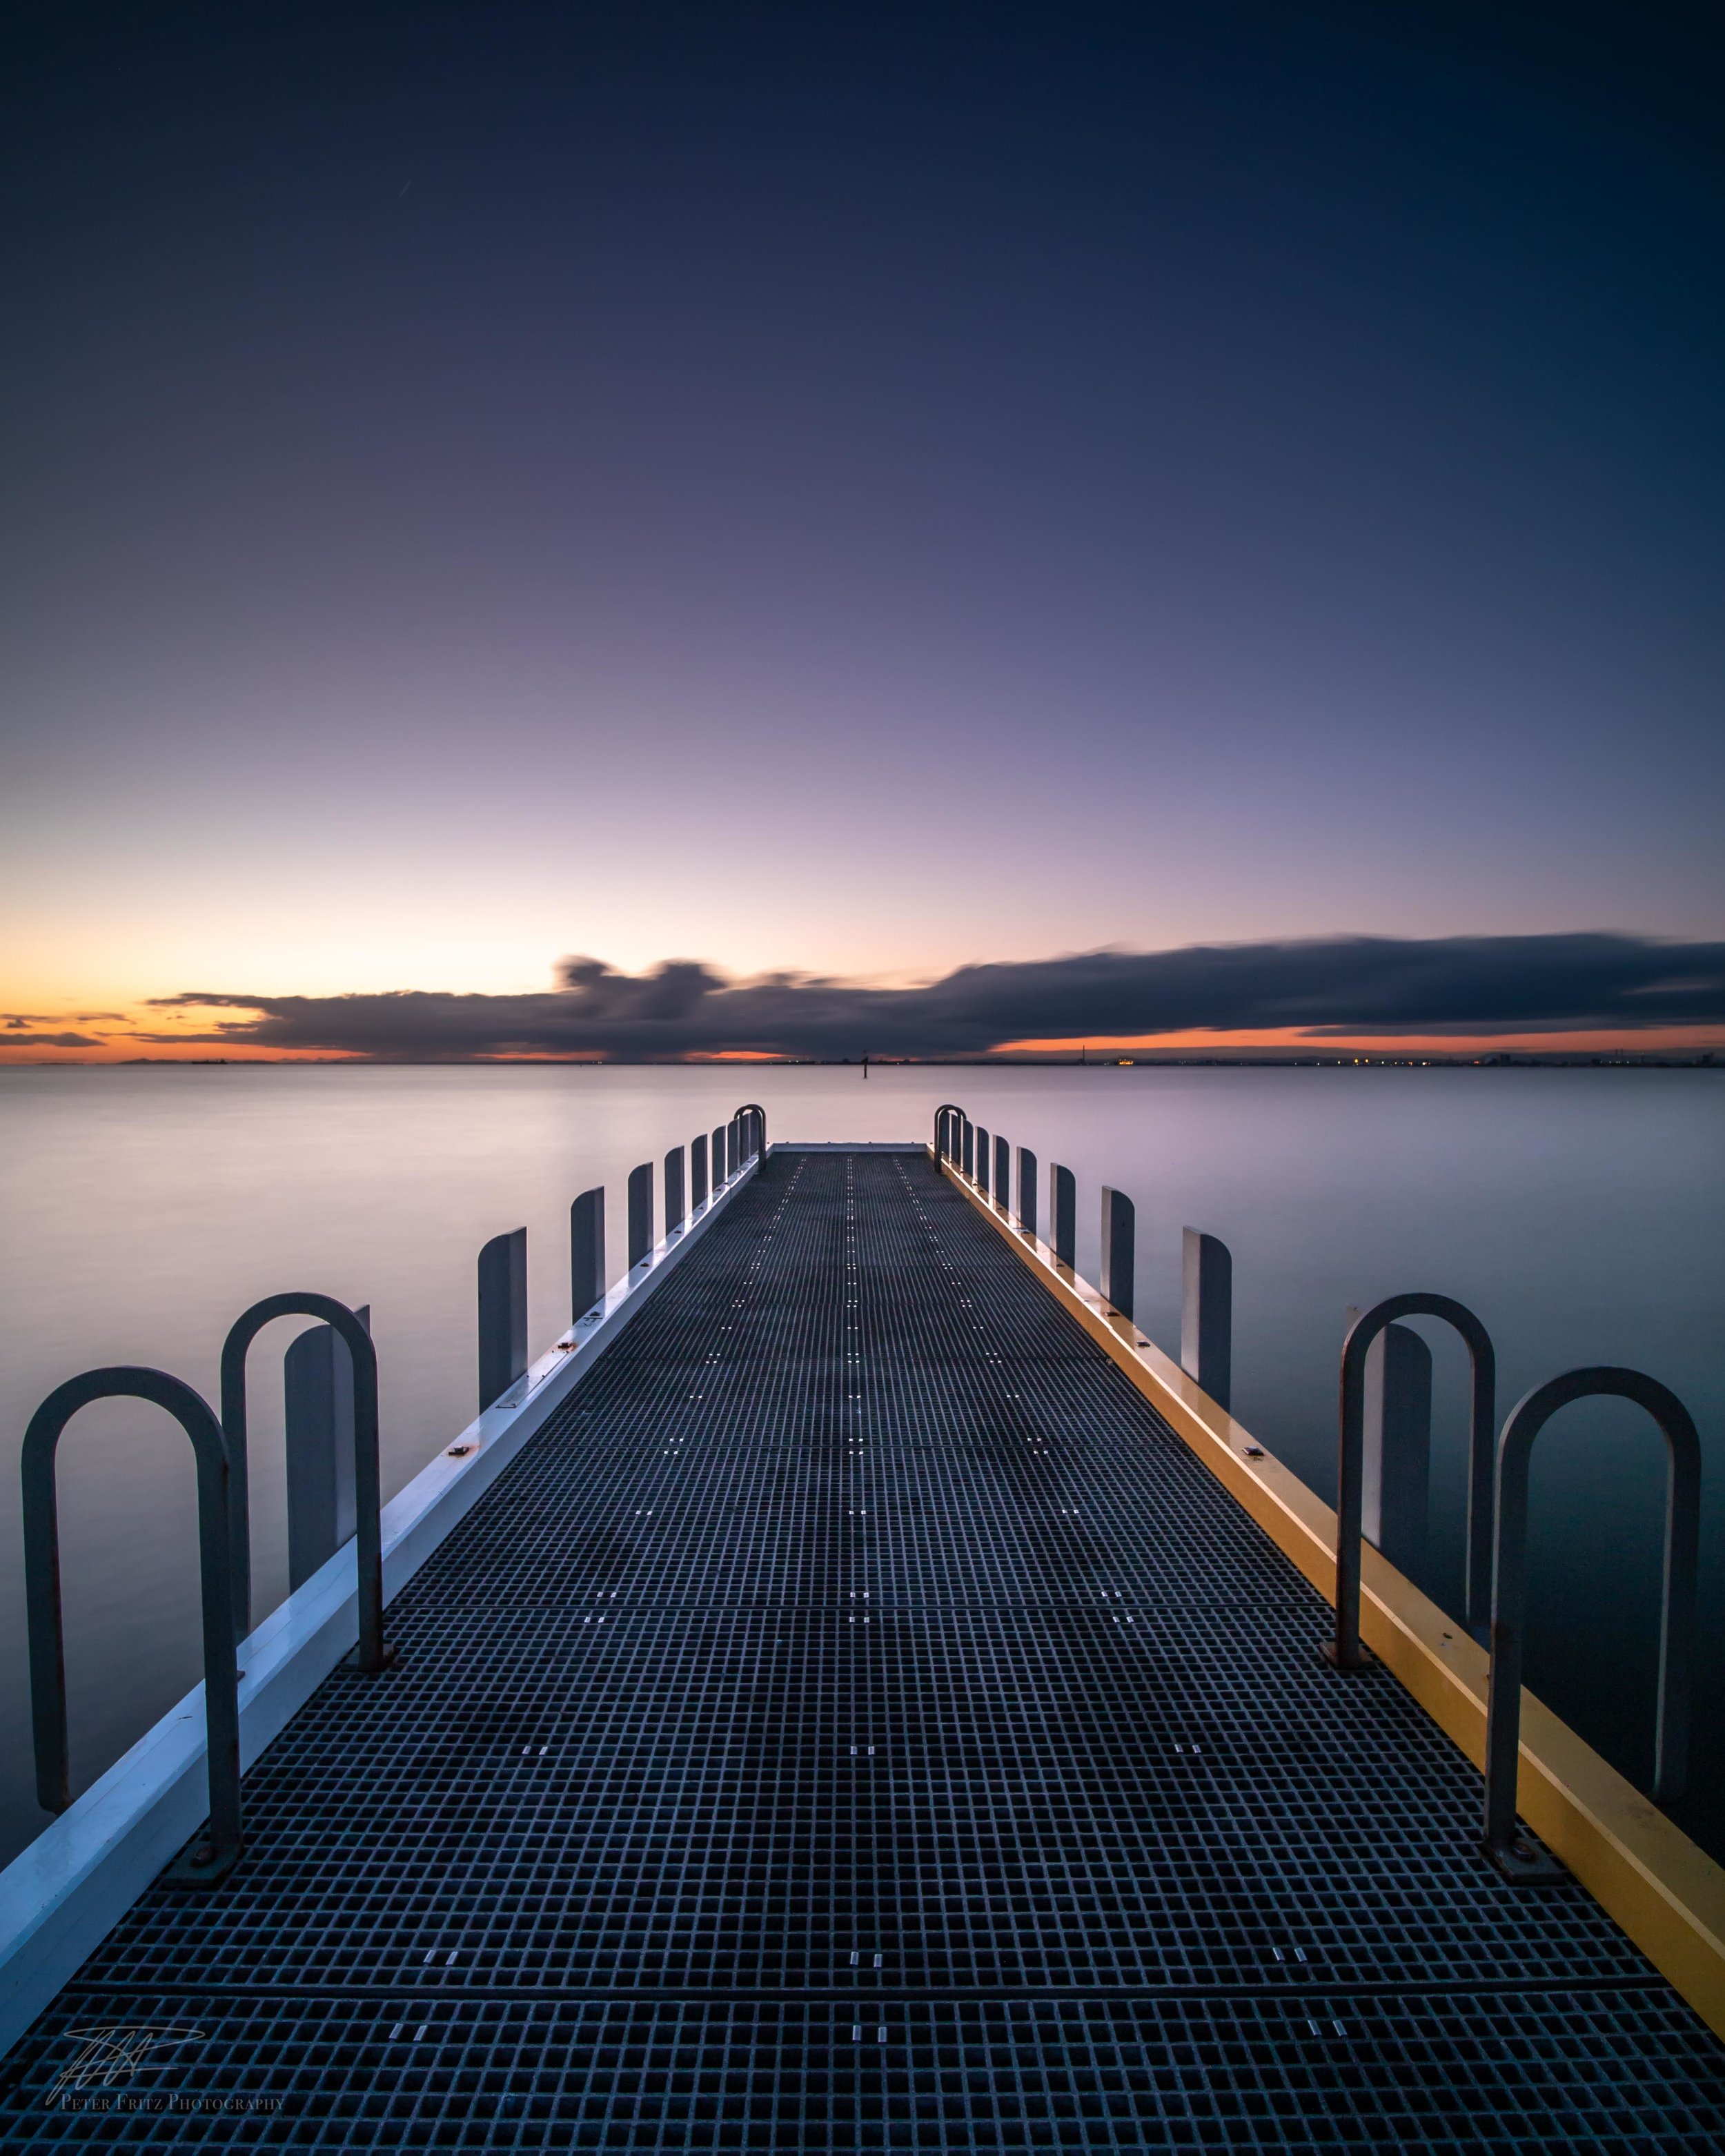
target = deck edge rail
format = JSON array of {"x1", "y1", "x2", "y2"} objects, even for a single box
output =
[
  {"x1": 935, "y1": 1146, "x2": 1725, "y2": 2042},
  {"x1": 0, "y1": 1153, "x2": 764, "y2": 2056}
]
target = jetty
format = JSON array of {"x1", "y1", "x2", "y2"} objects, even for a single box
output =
[{"x1": 2, "y1": 1124, "x2": 1723, "y2": 2146}]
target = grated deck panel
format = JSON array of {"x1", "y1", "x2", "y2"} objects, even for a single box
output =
[{"x1": 3, "y1": 1151, "x2": 1721, "y2": 2146}]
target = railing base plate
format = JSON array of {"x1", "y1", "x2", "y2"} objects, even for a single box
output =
[
  {"x1": 345, "y1": 1642, "x2": 400, "y2": 1673},
  {"x1": 162, "y1": 1839, "x2": 242, "y2": 1891},
  {"x1": 1481, "y1": 1834, "x2": 1568, "y2": 1885}
]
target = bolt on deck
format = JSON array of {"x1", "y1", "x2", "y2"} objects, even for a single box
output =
[{"x1": 3, "y1": 1149, "x2": 1722, "y2": 2146}]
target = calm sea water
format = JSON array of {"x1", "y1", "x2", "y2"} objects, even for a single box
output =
[{"x1": 0, "y1": 1064, "x2": 1719, "y2": 1868}]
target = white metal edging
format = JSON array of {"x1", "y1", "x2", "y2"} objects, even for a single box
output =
[{"x1": 0, "y1": 1149, "x2": 764, "y2": 2055}]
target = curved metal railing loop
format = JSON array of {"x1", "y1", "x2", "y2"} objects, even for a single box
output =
[
  {"x1": 732, "y1": 1103, "x2": 767, "y2": 1166},
  {"x1": 1481, "y1": 1365, "x2": 1700, "y2": 1882},
  {"x1": 221, "y1": 1294, "x2": 391, "y2": 1672},
  {"x1": 933, "y1": 1105, "x2": 964, "y2": 1165},
  {"x1": 1326, "y1": 1292, "x2": 1496, "y2": 1673},
  {"x1": 22, "y1": 1367, "x2": 243, "y2": 1884}
]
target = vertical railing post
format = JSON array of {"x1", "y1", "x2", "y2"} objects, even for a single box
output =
[
  {"x1": 962, "y1": 1120, "x2": 975, "y2": 1178},
  {"x1": 478, "y1": 1229, "x2": 528, "y2": 1411},
  {"x1": 571, "y1": 1187, "x2": 605, "y2": 1323},
  {"x1": 1049, "y1": 1164, "x2": 1076, "y2": 1268},
  {"x1": 664, "y1": 1146, "x2": 686, "y2": 1237},
  {"x1": 712, "y1": 1126, "x2": 727, "y2": 1185},
  {"x1": 727, "y1": 1119, "x2": 740, "y2": 1178},
  {"x1": 1363, "y1": 1323, "x2": 1431, "y2": 1577},
  {"x1": 1099, "y1": 1187, "x2": 1135, "y2": 1321},
  {"x1": 627, "y1": 1163, "x2": 654, "y2": 1272},
  {"x1": 1180, "y1": 1229, "x2": 1232, "y2": 1412},
  {"x1": 993, "y1": 1136, "x2": 1010, "y2": 1211},
  {"x1": 976, "y1": 1126, "x2": 991, "y2": 1196},
  {"x1": 1017, "y1": 1147, "x2": 1038, "y2": 1237},
  {"x1": 285, "y1": 1304, "x2": 370, "y2": 1592},
  {"x1": 692, "y1": 1134, "x2": 710, "y2": 1209}
]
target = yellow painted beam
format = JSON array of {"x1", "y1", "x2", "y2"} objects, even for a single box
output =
[{"x1": 936, "y1": 1150, "x2": 1725, "y2": 2040}]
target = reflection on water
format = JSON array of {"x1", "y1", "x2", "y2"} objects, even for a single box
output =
[{"x1": 0, "y1": 1063, "x2": 1719, "y2": 1866}]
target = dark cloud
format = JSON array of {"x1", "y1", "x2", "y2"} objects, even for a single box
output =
[
  {"x1": 1, "y1": 1010, "x2": 121, "y2": 1049},
  {"x1": 135, "y1": 935, "x2": 1725, "y2": 1060}
]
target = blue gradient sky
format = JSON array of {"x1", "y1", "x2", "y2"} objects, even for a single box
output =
[{"x1": 2, "y1": 3, "x2": 1721, "y2": 1045}]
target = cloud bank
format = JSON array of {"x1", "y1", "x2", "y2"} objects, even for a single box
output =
[
  {"x1": 137, "y1": 934, "x2": 1725, "y2": 1060},
  {"x1": 1, "y1": 1017, "x2": 106, "y2": 1047}
]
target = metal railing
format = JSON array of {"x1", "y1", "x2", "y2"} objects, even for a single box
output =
[
  {"x1": 17, "y1": 1105, "x2": 775, "y2": 1877},
  {"x1": 1481, "y1": 1366, "x2": 1701, "y2": 1881},
  {"x1": 1327, "y1": 1294, "x2": 1496, "y2": 1673},
  {"x1": 735, "y1": 1104, "x2": 766, "y2": 1167},
  {"x1": 931, "y1": 1107, "x2": 1704, "y2": 1879},
  {"x1": 222, "y1": 1294, "x2": 392, "y2": 1672},
  {"x1": 497, "y1": 1105, "x2": 773, "y2": 1363},
  {"x1": 22, "y1": 1368, "x2": 243, "y2": 1886},
  {"x1": 26, "y1": 1114, "x2": 1706, "y2": 1901}
]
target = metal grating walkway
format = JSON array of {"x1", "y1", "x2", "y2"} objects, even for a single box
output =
[{"x1": 4, "y1": 1149, "x2": 1723, "y2": 2146}]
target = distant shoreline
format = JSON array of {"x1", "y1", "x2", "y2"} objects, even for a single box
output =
[{"x1": 1, "y1": 1054, "x2": 1716, "y2": 1072}]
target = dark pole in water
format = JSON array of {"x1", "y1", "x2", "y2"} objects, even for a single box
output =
[
  {"x1": 1363, "y1": 1323, "x2": 1430, "y2": 1578},
  {"x1": 571, "y1": 1189, "x2": 605, "y2": 1323},
  {"x1": 1016, "y1": 1148, "x2": 1038, "y2": 1238},
  {"x1": 1049, "y1": 1164, "x2": 1076, "y2": 1268},
  {"x1": 1181, "y1": 1231, "x2": 1233, "y2": 1414},
  {"x1": 627, "y1": 1163, "x2": 654, "y2": 1272},
  {"x1": 664, "y1": 1146, "x2": 686, "y2": 1238},
  {"x1": 478, "y1": 1230, "x2": 529, "y2": 1410},
  {"x1": 691, "y1": 1135, "x2": 709, "y2": 1211},
  {"x1": 1099, "y1": 1187, "x2": 1136, "y2": 1321},
  {"x1": 284, "y1": 1305, "x2": 370, "y2": 1592}
]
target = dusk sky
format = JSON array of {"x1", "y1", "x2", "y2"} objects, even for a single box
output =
[{"x1": 3, "y1": 2, "x2": 1721, "y2": 1058}]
